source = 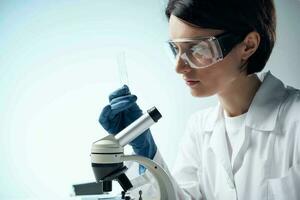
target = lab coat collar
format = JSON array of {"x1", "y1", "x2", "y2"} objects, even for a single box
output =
[{"x1": 204, "y1": 71, "x2": 287, "y2": 132}]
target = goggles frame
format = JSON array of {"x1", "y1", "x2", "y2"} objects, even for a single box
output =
[{"x1": 167, "y1": 32, "x2": 245, "y2": 68}]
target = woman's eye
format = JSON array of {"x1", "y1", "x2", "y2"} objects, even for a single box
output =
[
  {"x1": 172, "y1": 44, "x2": 179, "y2": 51},
  {"x1": 169, "y1": 43, "x2": 179, "y2": 56}
]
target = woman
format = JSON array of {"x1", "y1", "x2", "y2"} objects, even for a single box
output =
[{"x1": 99, "y1": 0, "x2": 300, "y2": 199}]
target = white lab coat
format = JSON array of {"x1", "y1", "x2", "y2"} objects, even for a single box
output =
[{"x1": 128, "y1": 71, "x2": 300, "y2": 200}]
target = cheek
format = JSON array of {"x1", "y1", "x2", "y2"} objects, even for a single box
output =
[
  {"x1": 192, "y1": 54, "x2": 242, "y2": 94},
  {"x1": 196, "y1": 63, "x2": 229, "y2": 86},
  {"x1": 190, "y1": 68, "x2": 223, "y2": 97},
  {"x1": 220, "y1": 54, "x2": 243, "y2": 82},
  {"x1": 213, "y1": 50, "x2": 242, "y2": 81}
]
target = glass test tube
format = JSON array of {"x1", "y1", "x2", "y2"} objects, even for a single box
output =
[{"x1": 116, "y1": 51, "x2": 129, "y2": 86}]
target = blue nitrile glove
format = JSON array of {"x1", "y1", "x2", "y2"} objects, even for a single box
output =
[{"x1": 99, "y1": 85, "x2": 157, "y2": 173}]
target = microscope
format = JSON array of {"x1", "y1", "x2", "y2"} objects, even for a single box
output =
[{"x1": 90, "y1": 107, "x2": 176, "y2": 199}]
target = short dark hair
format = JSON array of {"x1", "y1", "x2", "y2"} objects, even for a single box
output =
[{"x1": 165, "y1": 0, "x2": 277, "y2": 75}]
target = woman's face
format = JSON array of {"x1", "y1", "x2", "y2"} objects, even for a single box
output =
[{"x1": 169, "y1": 15, "x2": 247, "y2": 97}]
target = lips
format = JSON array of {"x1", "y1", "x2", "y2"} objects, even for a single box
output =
[{"x1": 185, "y1": 79, "x2": 200, "y2": 87}]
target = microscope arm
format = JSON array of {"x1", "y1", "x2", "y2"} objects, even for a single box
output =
[{"x1": 121, "y1": 155, "x2": 176, "y2": 200}]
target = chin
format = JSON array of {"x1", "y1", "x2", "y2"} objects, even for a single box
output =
[{"x1": 190, "y1": 87, "x2": 215, "y2": 97}]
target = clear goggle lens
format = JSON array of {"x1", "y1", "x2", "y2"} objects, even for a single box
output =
[{"x1": 167, "y1": 37, "x2": 223, "y2": 69}]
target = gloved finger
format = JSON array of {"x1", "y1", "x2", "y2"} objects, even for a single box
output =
[
  {"x1": 99, "y1": 105, "x2": 122, "y2": 134},
  {"x1": 110, "y1": 94, "x2": 137, "y2": 106},
  {"x1": 127, "y1": 102, "x2": 142, "y2": 113},
  {"x1": 110, "y1": 95, "x2": 137, "y2": 116},
  {"x1": 99, "y1": 105, "x2": 112, "y2": 128},
  {"x1": 109, "y1": 85, "x2": 131, "y2": 102}
]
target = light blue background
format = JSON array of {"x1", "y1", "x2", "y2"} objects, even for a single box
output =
[{"x1": 0, "y1": 0, "x2": 300, "y2": 199}]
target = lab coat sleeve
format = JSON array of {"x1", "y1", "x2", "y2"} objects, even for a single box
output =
[{"x1": 125, "y1": 113, "x2": 204, "y2": 200}]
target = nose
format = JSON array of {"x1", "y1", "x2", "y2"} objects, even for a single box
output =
[{"x1": 175, "y1": 56, "x2": 192, "y2": 74}]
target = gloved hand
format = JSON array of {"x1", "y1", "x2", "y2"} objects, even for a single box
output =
[{"x1": 99, "y1": 85, "x2": 157, "y2": 161}]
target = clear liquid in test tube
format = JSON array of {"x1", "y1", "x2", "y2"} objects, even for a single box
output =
[{"x1": 116, "y1": 51, "x2": 129, "y2": 86}]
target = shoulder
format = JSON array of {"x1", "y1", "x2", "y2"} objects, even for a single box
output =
[
  {"x1": 186, "y1": 106, "x2": 217, "y2": 132},
  {"x1": 278, "y1": 85, "x2": 300, "y2": 133},
  {"x1": 277, "y1": 85, "x2": 300, "y2": 157},
  {"x1": 280, "y1": 86, "x2": 300, "y2": 123},
  {"x1": 189, "y1": 106, "x2": 215, "y2": 121}
]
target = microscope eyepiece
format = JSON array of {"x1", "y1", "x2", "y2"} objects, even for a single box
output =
[{"x1": 147, "y1": 107, "x2": 162, "y2": 122}]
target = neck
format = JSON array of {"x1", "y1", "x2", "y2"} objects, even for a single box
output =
[{"x1": 218, "y1": 73, "x2": 262, "y2": 117}]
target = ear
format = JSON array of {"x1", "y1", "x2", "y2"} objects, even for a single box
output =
[{"x1": 240, "y1": 31, "x2": 260, "y2": 60}]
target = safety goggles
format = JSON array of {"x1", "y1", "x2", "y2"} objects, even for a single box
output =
[{"x1": 166, "y1": 32, "x2": 244, "y2": 69}]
